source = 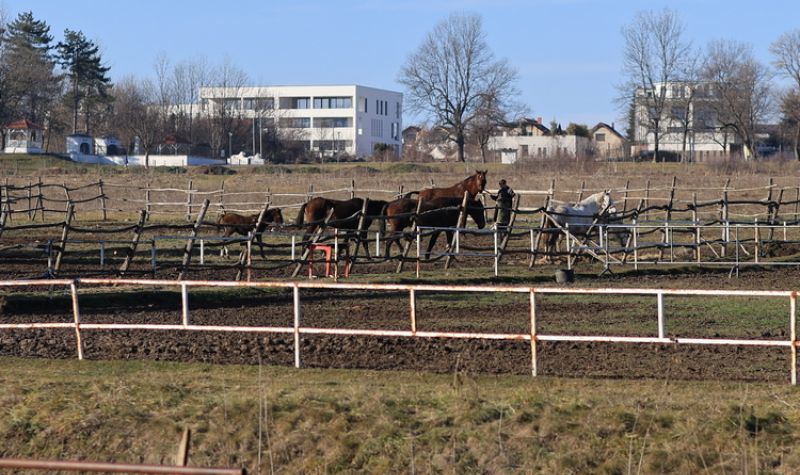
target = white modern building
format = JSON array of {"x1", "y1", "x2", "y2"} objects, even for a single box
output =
[
  {"x1": 633, "y1": 81, "x2": 743, "y2": 161},
  {"x1": 198, "y1": 84, "x2": 403, "y2": 159}
]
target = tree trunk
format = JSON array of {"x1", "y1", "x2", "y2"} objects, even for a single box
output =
[
  {"x1": 456, "y1": 132, "x2": 466, "y2": 162},
  {"x1": 794, "y1": 124, "x2": 800, "y2": 162},
  {"x1": 653, "y1": 120, "x2": 660, "y2": 163}
]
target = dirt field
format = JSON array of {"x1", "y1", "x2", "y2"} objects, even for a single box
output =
[{"x1": 0, "y1": 264, "x2": 795, "y2": 384}]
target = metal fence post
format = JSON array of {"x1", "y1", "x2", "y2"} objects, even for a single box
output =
[
  {"x1": 181, "y1": 283, "x2": 190, "y2": 326},
  {"x1": 293, "y1": 284, "x2": 301, "y2": 368},
  {"x1": 530, "y1": 289, "x2": 537, "y2": 377},
  {"x1": 70, "y1": 281, "x2": 83, "y2": 360},
  {"x1": 791, "y1": 292, "x2": 797, "y2": 386},
  {"x1": 657, "y1": 292, "x2": 665, "y2": 340},
  {"x1": 409, "y1": 289, "x2": 417, "y2": 335}
]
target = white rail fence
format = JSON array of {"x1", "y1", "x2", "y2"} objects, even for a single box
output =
[{"x1": 0, "y1": 278, "x2": 797, "y2": 384}]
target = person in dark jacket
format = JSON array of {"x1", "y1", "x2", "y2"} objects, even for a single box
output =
[{"x1": 490, "y1": 179, "x2": 515, "y2": 227}]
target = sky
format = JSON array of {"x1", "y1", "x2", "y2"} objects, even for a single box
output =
[{"x1": 5, "y1": 0, "x2": 798, "y2": 129}]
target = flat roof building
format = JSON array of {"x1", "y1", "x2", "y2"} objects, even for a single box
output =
[{"x1": 198, "y1": 84, "x2": 403, "y2": 159}]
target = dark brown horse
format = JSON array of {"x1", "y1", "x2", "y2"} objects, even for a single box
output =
[
  {"x1": 217, "y1": 209, "x2": 284, "y2": 258},
  {"x1": 408, "y1": 170, "x2": 488, "y2": 202},
  {"x1": 383, "y1": 196, "x2": 486, "y2": 259},
  {"x1": 295, "y1": 197, "x2": 389, "y2": 258}
]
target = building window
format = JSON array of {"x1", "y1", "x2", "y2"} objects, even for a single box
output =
[
  {"x1": 595, "y1": 133, "x2": 606, "y2": 142},
  {"x1": 371, "y1": 119, "x2": 383, "y2": 137},
  {"x1": 284, "y1": 97, "x2": 310, "y2": 109},
  {"x1": 520, "y1": 145, "x2": 529, "y2": 157},
  {"x1": 315, "y1": 117, "x2": 352, "y2": 128},
  {"x1": 358, "y1": 97, "x2": 367, "y2": 113},
  {"x1": 279, "y1": 117, "x2": 311, "y2": 128},
  {"x1": 396, "y1": 102, "x2": 401, "y2": 119},
  {"x1": 391, "y1": 122, "x2": 399, "y2": 140},
  {"x1": 313, "y1": 97, "x2": 353, "y2": 109}
]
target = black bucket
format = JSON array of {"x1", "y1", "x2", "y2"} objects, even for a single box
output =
[{"x1": 555, "y1": 268, "x2": 575, "y2": 284}]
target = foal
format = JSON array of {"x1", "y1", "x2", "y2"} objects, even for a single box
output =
[{"x1": 217, "y1": 209, "x2": 284, "y2": 258}]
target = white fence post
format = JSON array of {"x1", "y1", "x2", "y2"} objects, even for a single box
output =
[
  {"x1": 791, "y1": 292, "x2": 797, "y2": 386},
  {"x1": 409, "y1": 289, "x2": 417, "y2": 335},
  {"x1": 657, "y1": 292, "x2": 665, "y2": 340},
  {"x1": 293, "y1": 284, "x2": 301, "y2": 369},
  {"x1": 530, "y1": 289, "x2": 537, "y2": 377},
  {"x1": 493, "y1": 227, "x2": 499, "y2": 277},
  {"x1": 70, "y1": 281, "x2": 83, "y2": 360},
  {"x1": 181, "y1": 283, "x2": 189, "y2": 326}
]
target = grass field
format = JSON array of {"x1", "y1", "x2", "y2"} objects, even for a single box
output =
[{"x1": 1, "y1": 357, "x2": 799, "y2": 474}]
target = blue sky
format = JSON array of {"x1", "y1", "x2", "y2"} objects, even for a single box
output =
[{"x1": 5, "y1": 0, "x2": 798, "y2": 128}]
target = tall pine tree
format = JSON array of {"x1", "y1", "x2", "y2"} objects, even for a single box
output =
[
  {"x1": 4, "y1": 11, "x2": 59, "y2": 125},
  {"x1": 57, "y1": 29, "x2": 111, "y2": 134}
]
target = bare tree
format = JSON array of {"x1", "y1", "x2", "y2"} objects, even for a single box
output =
[
  {"x1": 771, "y1": 29, "x2": 800, "y2": 160},
  {"x1": 202, "y1": 58, "x2": 249, "y2": 158},
  {"x1": 171, "y1": 57, "x2": 208, "y2": 146},
  {"x1": 620, "y1": 9, "x2": 691, "y2": 162},
  {"x1": 111, "y1": 76, "x2": 161, "y2": 168},
  {"x1": 702, "y1": 39, "x2": 773, "y2": 160},
  {"x1": 398, "y1": 13, "x2": 519, "y2": 162}
]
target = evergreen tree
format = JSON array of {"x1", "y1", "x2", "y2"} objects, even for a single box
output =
[
  {"x1": 57, "y1": 29, "x2": 111, "y2": 134},
  {"x1": 4, "y1": 11, "x2": 59, "y2": 124}
]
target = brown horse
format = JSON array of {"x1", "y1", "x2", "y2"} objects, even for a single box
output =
[
  {"x1": 383, "y1": 196, "x2": 486, "y2": 259},
  {"x1": 295, "y1": 197, "x2": 389, "y2": 258},
  {"x1": 408, "y1": 170, "x2": 488, "y2": 202},
  {"x1": 217, "y1": 209, "x2": 284, "y2": 258}
]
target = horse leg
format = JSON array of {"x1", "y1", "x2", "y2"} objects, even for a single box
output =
[
  {"x1": 425, "y1": 231, "x2": 440, "y2": 260},
  {"x1": 256, "y1": 233, "x2": 267, "y2": 259}
]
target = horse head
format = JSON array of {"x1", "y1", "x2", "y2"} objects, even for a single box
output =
[
  {"x1": 601, "y1": 190, "x2": 616, "y2": 214},
  {"x1": 269, "y1": 208, "x2": 284, "y2": 225},
  {"x1": 467, "y1": 170, "x2": 487, "y2": 196}
]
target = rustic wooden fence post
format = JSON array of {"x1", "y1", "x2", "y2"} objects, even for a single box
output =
[
  {"x1": 36, "y1": 177, "x2": 44, "y2": 222},
  {"x1": 658, "y1": 176, "x2": 677, "y2": 262},
  {"x1": 98, "y1": 179, "x2": 107, "y2": 221},
  {"x1": 345, "y1": 198, "x2": 370, "y2": 275},
  {"x1": 444, "y1": 191, "x2": 470, "y2": 270},
  {"x1": 692, "y1": 193, "x2": 700, "y2": 262},
  {"x1": 53, "y1": 204, "x2": 75, "y2": 277},
  {"x1": 396, "y1": 197, "x2": 425, "y2": 274},
  {"x1": 186, "y1": 179, "x2": 194, "y2": 222},
  {"x1": 235, "y1": 200, "x2": 272, "y2": 282},
  {"x1": 27, "y1": 180, "x2": 33, "y2": 220},
  {"x1": 145, "y1": 182, "x2": 152, "y2": 221},
  {"x1": 119, "y1": 210, "x2": 148, "y2": 275},
  {"x1": 63, "y1": 182, "x2": 72, "y2": 220},
  {"x1": 721, "y1": 178, "x2": 730, "y2": 258},
  {"x1": 178, "y1": 199, "x2": 210, "y2": 280}
]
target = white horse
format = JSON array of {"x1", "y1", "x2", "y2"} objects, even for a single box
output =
[{"x1": 544, "y1": 190, "x2": 625, "y2": 261}]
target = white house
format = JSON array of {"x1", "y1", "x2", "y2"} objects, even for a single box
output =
[
  {"x1": 489, "y1": 134, "x2": 591, "y2": 164},
  {"x1": 4, "y1": 119, "x2": 44, "y2": 154},
  {"x1": 198, "y1": 84, "x2": 403, "y2": 159}
]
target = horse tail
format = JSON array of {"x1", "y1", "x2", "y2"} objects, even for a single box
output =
[
  {"x1": 379, "y1": 202, "x2": 389, "y2": 234},
  {"x1": 295, "y1": 202, "x2": 308, "y2": 227}
]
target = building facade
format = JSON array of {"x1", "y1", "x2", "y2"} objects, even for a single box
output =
[
  {"x1": 633, "y1": 82, "x2": 742, "y2": 161},
  {"x1": 198, "y1": 84, "x2": 403, "y2": 159}
]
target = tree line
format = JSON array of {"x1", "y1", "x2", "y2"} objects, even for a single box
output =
[
  {"x1": 619, "y1": 9, "x2": 800, "y2": 161},
  {"x1": 0, "y1": 10, "x2": 313, "y2": 164}
]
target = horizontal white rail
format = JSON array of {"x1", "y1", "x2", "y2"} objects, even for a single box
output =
[{"x1": 0, "y1": 278, "x2": 796, "y2": 384}]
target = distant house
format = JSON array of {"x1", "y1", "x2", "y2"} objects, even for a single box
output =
[
  {"x1": 498, "y1": 117, "x2": 551, "y2": 137},
  {"x1": 4, "y1": 119, "x2": 44, "y2": 154},
  {"x1": 589, "y1": 122, "x2": 628, "y2": 160},
  {"x1": 402, "y1": 126, "x2": 421, "y2": 146},
  {"x1": 94, "y1": 136, "x2": 124, "y2": 156}
]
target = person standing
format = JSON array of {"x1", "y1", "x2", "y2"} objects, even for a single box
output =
[{"x1": 490, "y1": 179, "x2": 515, "y2": 227}]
